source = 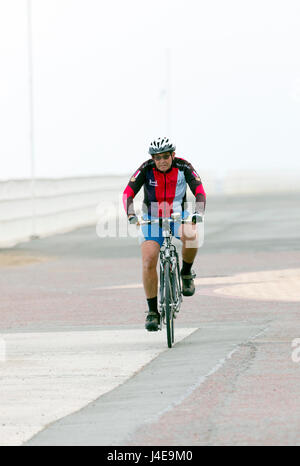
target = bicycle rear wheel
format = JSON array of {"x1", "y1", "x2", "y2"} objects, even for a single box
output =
[{"x1": 164, "y1": 263, "x2": 174, "y2": 348}]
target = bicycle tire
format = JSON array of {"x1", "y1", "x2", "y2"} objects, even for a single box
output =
[
  {"x1": 170, "y1": 253, "x2": 181, "y2": 320},
  {"x1": 175, "y1": 251, "x2": 182, "y2": 298},
  {"x1": 164, "y1": 263, "x2": 174, "y2": 348}
]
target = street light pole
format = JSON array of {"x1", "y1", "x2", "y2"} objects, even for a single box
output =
[
  {"x1": 27, "y1": 0, "x2": 37, "y2": 239},
  {"x1": 166, "y1": 48, "x2": 172, "y2": 137}
]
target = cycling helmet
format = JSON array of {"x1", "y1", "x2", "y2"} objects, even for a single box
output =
[{"x1": 148, "y1": 137, "x2": 176, "y2": 155}]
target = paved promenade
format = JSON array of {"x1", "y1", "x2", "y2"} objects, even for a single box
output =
[{"x1": 0, "y1": 192, "x2": 299, "y2": 445}]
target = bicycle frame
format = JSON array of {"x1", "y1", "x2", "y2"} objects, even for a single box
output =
[
  {"x1": 159, "y1": 233, "x2": 182, "y2": 327},
  {"x1": 138, "y1": 213, "x2": 196, "y2": 347}
]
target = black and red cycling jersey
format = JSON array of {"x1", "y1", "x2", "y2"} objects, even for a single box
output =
[{"x1": 123, "y1": 157, "x2": 206, "y2": 218}]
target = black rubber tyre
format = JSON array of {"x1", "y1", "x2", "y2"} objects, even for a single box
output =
[{"x1": 164, "y1": 264, "x2": 174, "y2": 348}]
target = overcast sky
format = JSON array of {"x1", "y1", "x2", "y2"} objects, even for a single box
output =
[{"x1": 0, "y1": 0, "x2": 300, "y2": 180}]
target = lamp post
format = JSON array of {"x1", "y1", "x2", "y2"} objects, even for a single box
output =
[
  {"x1": 166, "y1": 48, "x2": 171, "y2": 137},
  {"x1": 27, "y1": 0, "x2": 38, "y2": 239}
]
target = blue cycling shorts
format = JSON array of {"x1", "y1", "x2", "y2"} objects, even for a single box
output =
[{"x1": 139, "y1": 211, "x2": 190, "y2": 247}]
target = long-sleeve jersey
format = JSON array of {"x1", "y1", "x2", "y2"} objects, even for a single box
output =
[{"x1": 123, "y1": 157, "x2": 206, "y2": 218}]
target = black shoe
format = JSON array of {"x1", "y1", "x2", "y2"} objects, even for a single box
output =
[
  {"x1": 145, "y1": 311, "x2": 160, "y2": 332},
  {"x1": 181, "y1": 270, "x2": 196, "y2": 296}
]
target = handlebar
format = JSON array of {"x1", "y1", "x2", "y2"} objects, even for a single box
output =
[{"x1": 137, "y1": 213, "x2": 203, "y2": 226}]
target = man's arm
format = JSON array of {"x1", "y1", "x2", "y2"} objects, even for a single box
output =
[
  {"x1": 183, "y1": 160, "x2": 206, "y2": 215},
  {"x1": 122, "y1": 164, "x2": 146, "y2": 218}
]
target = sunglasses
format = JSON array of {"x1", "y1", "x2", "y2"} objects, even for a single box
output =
[{"x1": 152, "y1": 153, "x2": 171, "y2": 161}]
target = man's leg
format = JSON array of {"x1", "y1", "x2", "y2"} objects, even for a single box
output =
[
  {"x1": 179, "y1": 223, "x2": 198, "y2": 296},
  {"x1": 141, "y1": 240, "x2": 161, "y2": 331},
  {"x1": 141, "y1": 240, "x2": 160, "y2": 298}
]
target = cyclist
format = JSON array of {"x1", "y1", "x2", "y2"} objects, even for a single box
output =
[{"x1": 123, "y1": 137, "x2": 206, "y2": 332}]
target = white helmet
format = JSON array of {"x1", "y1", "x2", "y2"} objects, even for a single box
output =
[{"x1": 148, "y1": 137, "x2": 176, "y2": 155}]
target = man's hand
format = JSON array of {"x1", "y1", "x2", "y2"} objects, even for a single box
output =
[
  {"x1": 128, "y1": 215, "x2": 138, "y2": 224},
  {"x1": 192, "y1": 213, "x2": 203, "y2": 224}
]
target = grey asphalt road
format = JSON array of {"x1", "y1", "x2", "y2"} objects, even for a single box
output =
[{"x1": 1, "y1": 192, "x2": 300, "y2": 446}]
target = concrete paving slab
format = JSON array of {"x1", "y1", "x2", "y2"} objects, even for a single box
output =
[{"x1": 0, "y1": 327, "x2": 195, "y2": 446}]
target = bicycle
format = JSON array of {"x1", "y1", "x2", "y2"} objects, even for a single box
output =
[{"x1": 138, "y1": 212, "x2": 199, "y2": 348}]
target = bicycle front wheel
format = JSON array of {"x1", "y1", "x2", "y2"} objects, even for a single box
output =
[{"x1": 164, "y1": 263, "x2": 174, "y2": 348}]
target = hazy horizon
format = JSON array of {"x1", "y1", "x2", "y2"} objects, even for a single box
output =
[{"x1": 1, "y1": 0, "x2": 300, "y2": 180}]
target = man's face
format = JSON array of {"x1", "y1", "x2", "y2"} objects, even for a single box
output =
[{"x1": 152, "y1": 152, "x2": 175, "y2": 172}]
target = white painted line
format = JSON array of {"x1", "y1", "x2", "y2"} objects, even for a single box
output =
[
  {"x1": 97, "y1": 269, "x2": 300, "y2": 303},
  {"x1": 0, "y1": 327, "x2": 196, "y2": 446},
  {"x1": 94, "y1": 283, "x2": 143, "y2": 290}
]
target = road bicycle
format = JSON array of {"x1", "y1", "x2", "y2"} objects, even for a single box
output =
[{"x1": 139, "y1": 213, "x2": 199, "y2": 348}]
